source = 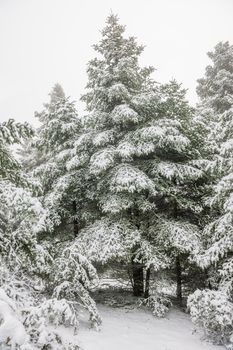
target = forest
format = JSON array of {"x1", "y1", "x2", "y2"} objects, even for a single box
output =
[{"x1": 0, "y1": 13, "x2": 233, "y2": 350}]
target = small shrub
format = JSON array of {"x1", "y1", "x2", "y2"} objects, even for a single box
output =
[
  {"x1": 138, "y1": 294, "x2": 172, "y2": 317},
  {"x1": 187, "y1": 289, "x2": 233, "y2": 344}
]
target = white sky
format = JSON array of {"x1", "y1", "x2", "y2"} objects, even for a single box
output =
[{"x1": 0, "y1": 0, "x2": 233, "y2": 125}]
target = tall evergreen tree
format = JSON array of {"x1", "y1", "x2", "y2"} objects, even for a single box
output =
[
  {"x1": 196, "y1": 42, "x2": 233, "y2": 296},
  {"x1": 20, "y1": 85, "x2": 101, "y2": 329},
  {"x1": 33, "y1": 84, "x2": 83, "y2": 234},
  {"x1": 78, "y1": 14, "x2": 204, "y2": 299},
  {"x1": 145, "y1": 80, "x2": 206, "y2": 303},
  {"x1": 188, "y1": 42, "x2": 233, "y2": 346},
  {"x1": 0, "y1": 120, "x2": 81, "y2": 348}
]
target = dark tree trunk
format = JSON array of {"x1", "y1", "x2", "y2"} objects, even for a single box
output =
[
  {"x1": 129, "y1": 207, "x2": 144, "y2": 297},
  {"x1": 204, "y1": 268, "x2": 212, "y2": 290},
  {"x1": 131, "y1": 258, "x2": 144, "y2": 297},
  {"x1": 72, "y1": 201, "x2": 79, "y2": 238},
  {"x1": 173, "y1": 201, "x2": 182, "y2": 305},
  {"x1": 176, "y1": 255, "x2": 182, "y2": 306},
  {"x1": 144, "y1": 267, "x2": 151, "y2": 298}
]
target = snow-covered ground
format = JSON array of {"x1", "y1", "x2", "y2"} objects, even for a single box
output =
[{"x1": 79, "y1": 305, "x2": 223, "y2": 350}]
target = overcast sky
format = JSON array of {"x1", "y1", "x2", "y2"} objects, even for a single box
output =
[{"x1": 0, "y1": 0, "x2": 233, "y2": 125}]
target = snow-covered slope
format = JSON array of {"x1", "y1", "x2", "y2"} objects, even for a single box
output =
[{"x1": 79, "y1": 305, "x2": 223, "y2": 350}]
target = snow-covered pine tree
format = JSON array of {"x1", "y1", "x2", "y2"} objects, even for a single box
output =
[
  {"x1": 188, "y1": 42, "x2": 233, "y2": 345},
  {"x1": 31, "y1": 84, "x2": 100, "y2": 240},
  {"x1": 195, "y1": 42, "x2": 233, "y2": 292},
  {"x1": 0, "y1": 119, "x2": 76, "y2": 349},
  {"x1": 197, "y1": 42, "x2": 233, "y2": 114},
  {"x1": 78, "y1": 14, "x2": 204, "y2": 299},
  {"x1": 25, "y1": 84, "x2": 101, "y2": 328},
  {"x1": 32, "y1": 84, "x2": 84, "y2": 234},
  {"x1": 18, "y1": 84, "x2": 66, "y2": 172},
  {"x1": 0, "y1": 177, "x2": 99, "y2": 348},
  {"x1": 0, "y1": 101, "x2": 100, "y2": 349},
  {"x1": 143, "y1": 80, "x2": 206, "y2": 304},
  {"x1": 78, "y1": 14, "x2": 162, "y2": 297},
  {"x1": 199, "y1": 43, "x2": 233, "y2": 287}
]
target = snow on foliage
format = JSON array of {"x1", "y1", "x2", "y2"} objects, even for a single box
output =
[
  {"x1": 0, "y1": 119, "x2": 33, "y2": 185},
  {"x1": 109, "y1": 164, "x2": 156, "y2": 194},
  {"x1": 138, "y1": 294, "x2": 172, "y2": 318},
  {"x1": 78, "y1": 218, "x2": 141, "y2": 263},
  {"x1": 155, "y1": 161, "x2": 203, "y2": 182},
  {"x1": 0, "y1": 265, "x2": 80, "y2": 349},
  {"x1": 77, "y1": 14, "x2": 204, "y2": 301},
  {"x1": 0, "y1": 181, "x2": 51, "y2": 273},
  {"x1": 196, "y1": 42, "x2": 233, "y2": 298},
  {"x1": 190, "y1": 41, "x2": 233, "y2": 345},
  {"x1": 188, "y1": 289, "x2": 233, "y2": 344},
  {"x1": 111, "y1": 104, "x2": 140, "y2": 124},
  {"x1": 155, "y1": 217, "x2": 201, "y2": 255},
  {"x1": 90, "y1": 147, "x2": 116, "y2": 175},
  {"x1": 52, "y1": 242, "x2": 101, "y2": 327}
]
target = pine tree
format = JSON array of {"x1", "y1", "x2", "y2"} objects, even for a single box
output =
[
  {"x1": 0, "y1": 87, "x2": 101, "y2": 350},
  {"x1": 197, "y1": 42, "x2": 233, "y2": 114},
  {"x1": 0, "y1": 119, "x2": 75, "y2": 348},
  {"x1": 0, "y1": 177, "x2": 100, "y2": 347},
  {"x1": 78, "y1": 14, "x2": 204, "y2": 299},
  {"x1": 188, "y1": 42, "x2": 233, "y2": 345},
  {"x1": 196, "y1": 42, "x2": 233, "y2": 297},
  {"x1": 25, "y1": 84, "x2": 101, "y2": 328},
  {"x1": 33, "y1": 84, "x2": 83, "y2": 233},
  {"x1": 78, "y1": 14, "x2": 159, "y2": 296},
  {"x1": 146, "y1": 80, "x2": 206, "y2": 303}
]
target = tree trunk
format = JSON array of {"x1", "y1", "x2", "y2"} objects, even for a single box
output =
[
  {"x1": 129, "y1": 207, "x2": 144, "y2": 297},
  {"x1": 131, "y1": 258, "x2": 144, "y2": 297},
  {"x1": 204, "y1": 268, "x2": 212, "y2": 290},
  {"x1": 72, "y1": 201, "x2": 79, "y2": 238},
  {"x1": 176, "y1": 255, "x2": 182, "y2": 306},
  {"x1": 144, "y1": 267, "x2": 151, "y2": 298}
]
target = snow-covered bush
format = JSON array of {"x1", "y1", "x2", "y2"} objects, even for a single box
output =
[
  {"x1": 52, "y1": 241, "x2": 101, "y2": 328},
  {"x1": 23, "y1": 298, "x2": 80, "y2": 349},
  {"x1": 138, "y1": 294, "x2": 172, "y2": 318},
  {"x1": 187, "y1": 289, "x2": 233, "y2": 344},
  {"x1": 0, "y1": 265, "x2": 81, "y2": 349}
]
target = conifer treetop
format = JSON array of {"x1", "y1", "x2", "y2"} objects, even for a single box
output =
[
  {"x1": 49, "y1": 83, "x2": 66, "y2": 104},
  {"x1": 82, "y1": 13, "x2": 154, "y2": 113},
  {"x1": 197, "y1": 41, "x2": 233, "y2": 113}
]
